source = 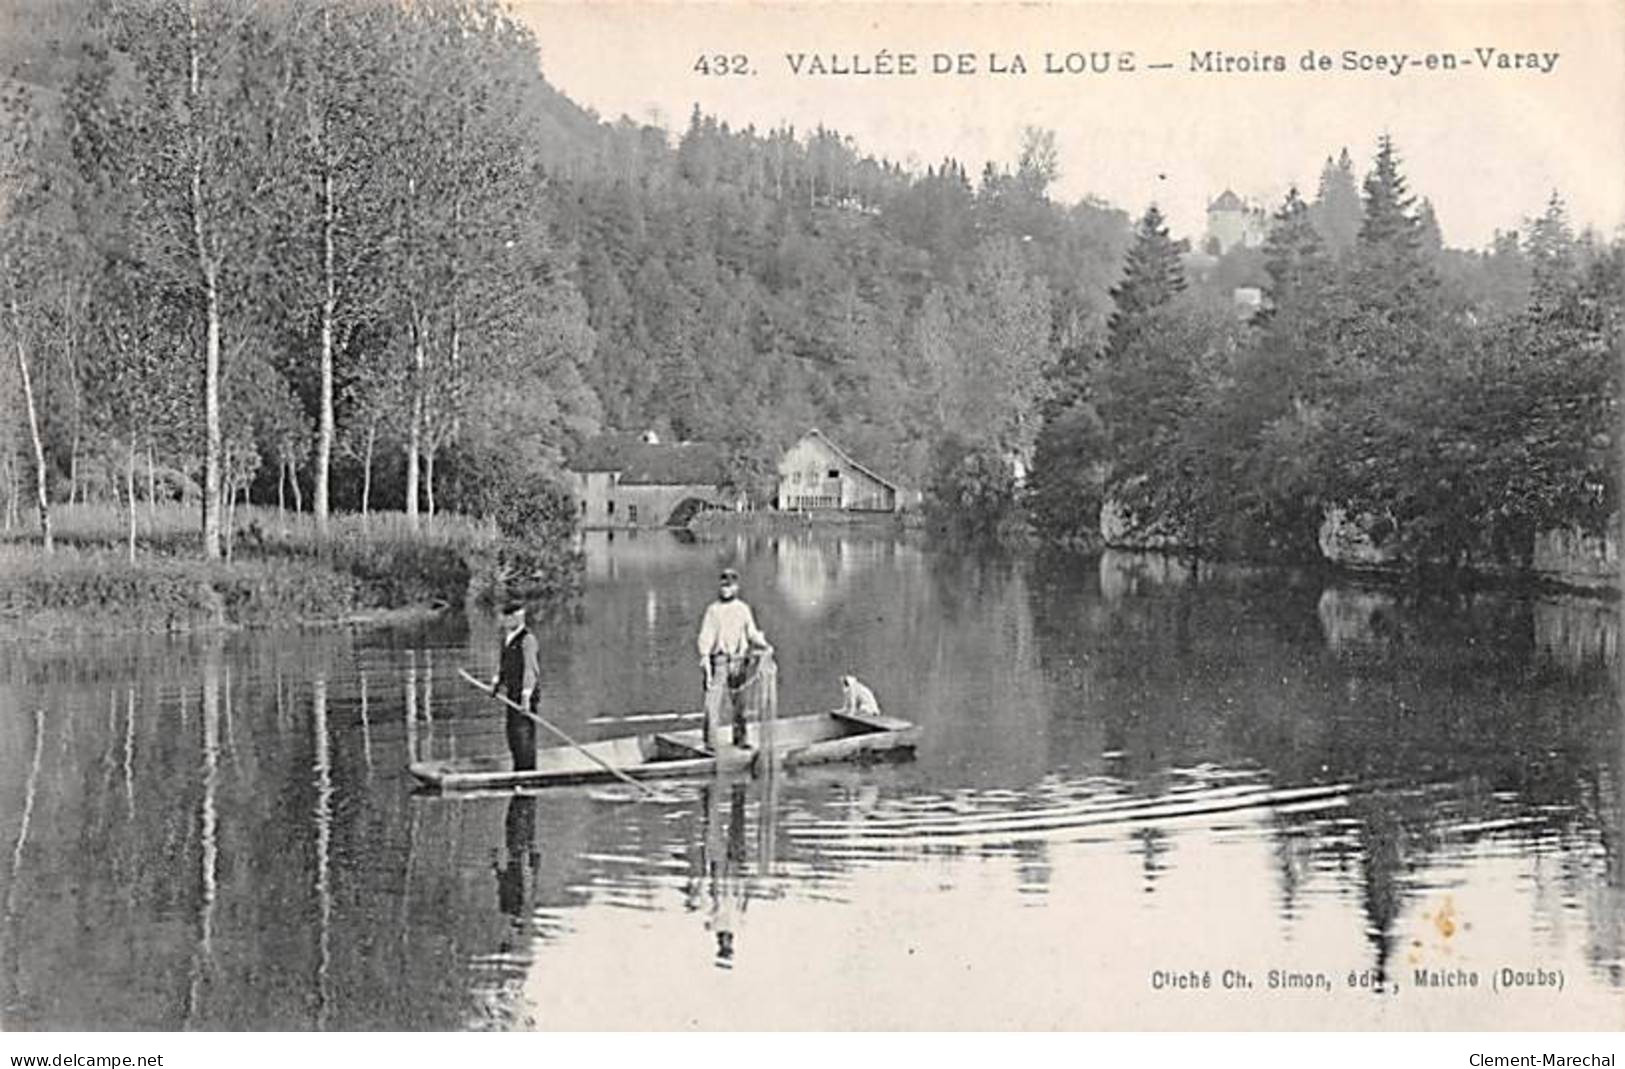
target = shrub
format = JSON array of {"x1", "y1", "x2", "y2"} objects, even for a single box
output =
[
  {"x1": 926, "y1": 436, "x2": 1023, "y2": 543},
  {"x1": 0, "y1": 496, "x2": 582, "y2": 634}
]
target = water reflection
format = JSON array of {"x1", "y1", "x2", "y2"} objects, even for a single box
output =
[
  {"x1": 699, "y1": 780, "x2": 749, "y2": 968},
  {"x1": 185, "y1": 636, "x2": 221, "y2": 1029},
  {"x1": 0, "y1": 537, "x2": 1618, "y2": 1029},
  {"x1": 496, "y1": 795, "x2": 538, "y2": 924}
]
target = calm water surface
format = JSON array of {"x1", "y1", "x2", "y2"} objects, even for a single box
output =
[{"x1": 2, "y1": 532, "x2": 1620, "y2": 1029}]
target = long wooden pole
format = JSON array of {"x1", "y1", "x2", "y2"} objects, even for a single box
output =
[{"x1": 457, "y1": 669, "x2": 656, "y2": 798}]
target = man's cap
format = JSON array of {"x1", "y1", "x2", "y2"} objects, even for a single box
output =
[
  {"x1": 500, "y1": 600, "x2": 526, "y2": 615},
  {"x1": 719, "y1": 568, "x2": 739, "y2": 582}
]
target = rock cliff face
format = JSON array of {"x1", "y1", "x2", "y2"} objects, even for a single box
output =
[
  {"x1": 1098, "y1": 498, "x2": 1189, "y2": 551},
  {"x1": 1099, "y1": 491, "x2": 1618, "y2": 592},
  {"x1": 1532, "y1": 523, "x2": 1619, "y2": 590},
  {"x1": 1317, "y1": 507, "x2": 1619, "y2": 591},
  {"x1": 1316, "y1": 508, "x2": 1404, "y2": 571}
]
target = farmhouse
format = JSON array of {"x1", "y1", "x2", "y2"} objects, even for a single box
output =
[
  {"x1": 568, "y1": 431, "x2": 740, "y2": 529},
  {"x1": 776, "y1": 429, "x2": 902, "y2": 513}
]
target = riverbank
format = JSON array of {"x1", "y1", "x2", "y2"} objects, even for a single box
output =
[
  {"x1": 689, "y1": 508, "x2": 917, "y2": 536},
  {"x1": 0, "y1": 504, "x2": 579, "y2": 639}
]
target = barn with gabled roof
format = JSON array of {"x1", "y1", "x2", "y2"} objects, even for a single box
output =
[{"x1": 775, "y1": 429, "x2": 901, "y2": 513}]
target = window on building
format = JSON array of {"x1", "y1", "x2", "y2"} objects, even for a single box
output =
[
  {"x1": 607, "y1": 500, "x2": 615, "y2": 516},
  {"x1": 827, "y1": 469, "x2": 840, "y2": 479},
  {"x1": 628, "y1": 504, "x2": 638, "y2": 524}
]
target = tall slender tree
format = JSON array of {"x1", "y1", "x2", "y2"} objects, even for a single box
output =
[{"x1": 1309, "y1": 147, "x2": 1361, "y2": 255}]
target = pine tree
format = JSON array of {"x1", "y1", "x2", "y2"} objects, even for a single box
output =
[
  {"x1": 1358, "y1": 135, "x2": 1419, "y2": 248},
  {"x1": 1259, "y1": 186, "x2": 1326, "y2": 315},
  {"x1": 1310, "y1": 148, "x2": 1361, "y2": 254},
  {"x1": 1028, "y1": 204, "x2": 1183, "y2": 544},
  {"x1": 1415, "y1": 198, "x2": 1444, "y2": 260},
  {"x1": 1105, "y1": 204, "x2": 1187, "y2": 344},
  {"x1": 1342, "y1": 135, "x2": 1440, "y2": 364},
  {"x1": 1526, "y1": 190, "x2": 1576, "y2": 320}
]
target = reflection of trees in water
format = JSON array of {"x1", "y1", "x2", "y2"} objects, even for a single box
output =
[
  {"x1": 925, "y1": 546, "x2": 1020, "y2": 627},
  {"x1": 0, "y1": 631, "x2": 494, "y2": 1029},
  {"x1": 2, "y1": 707, "x2": 45, "y2": 1025},
  {"x1": 1588, "y1": 760, "x2": 1624, "y2": 984},
  {"x1": 5, "y1": 547, "x2": 1620, "y2": 1027},
  {"x1": 1349, "y1": 799, "x2": 1409, "y2": 989},
  {"x1": 1268, "y1": 823, "x2": 1314, "y2": 924},
  {"x1": 1029, "y1": 547, "x2": 1624, "y2": 985}
]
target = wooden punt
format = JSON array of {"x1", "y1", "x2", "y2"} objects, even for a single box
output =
[{"x1": 407, "y1": 710, "x2": 920, "y2": 791}]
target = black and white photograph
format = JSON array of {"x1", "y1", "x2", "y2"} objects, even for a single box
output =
[{"x1": 0, "y1": 0, "x2": 1621, "y2": 1041}]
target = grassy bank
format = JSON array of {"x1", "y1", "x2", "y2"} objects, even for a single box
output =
[
  {"x1": 0, "y1": 504, "x2": 579, "y2": 637},
  {"x1": 690, "y1": 509, "x2": 914, "y2": 536}
]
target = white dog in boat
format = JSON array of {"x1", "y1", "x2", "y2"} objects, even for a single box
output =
[{"x1": 837, "y1": 675, "x2": 882, "y2": 719}]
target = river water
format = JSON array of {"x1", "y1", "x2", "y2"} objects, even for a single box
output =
[{"x1": 1, "y1": 531, "x2": 1620, "y2": 1030}]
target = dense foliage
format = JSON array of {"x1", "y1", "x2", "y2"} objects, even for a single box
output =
[
  {"x1": 1034, "y1": 138, "x2": 1621, "y2": 573},
  {"x1": 0, "y1": 3, "x2": 1616, "y2": 582}
]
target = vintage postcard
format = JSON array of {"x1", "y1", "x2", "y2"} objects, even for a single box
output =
[{"x1": 0, "y1": 0, "x2": 1620, "y2": 1038}]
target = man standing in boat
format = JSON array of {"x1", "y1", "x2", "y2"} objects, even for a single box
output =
[
  {"x1": 489, "y1": 600, "x2": 540, "y2": 771},
  {"x1": 697, "y1": 568, "x2": 772, "y2": 749}
]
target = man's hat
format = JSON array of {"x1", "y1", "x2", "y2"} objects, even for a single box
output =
[
  {"x1": 719, "y1": 568, "x2": 739, "y2": 582},
  {"x1": 500, "y1": 599, "x2": 526, "y2": 615}
]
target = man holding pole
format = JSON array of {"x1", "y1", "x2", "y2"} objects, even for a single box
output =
[
  {"x1": 696, "y1": 568, "x2": 772, "y2": 749},
  {"x1": 489, "y1": 600, "x2": 540, "y2": 771}
]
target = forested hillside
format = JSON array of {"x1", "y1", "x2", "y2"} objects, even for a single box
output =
[
  {"x1": 0, "y1": 0, "x2": 1135, "y2": 543},
  {"x1": 1, "y1": 0, "x2": 1616, "y2": 580}
]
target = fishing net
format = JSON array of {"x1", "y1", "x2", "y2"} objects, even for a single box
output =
[{"x1": 703, "y1": 650, "x2": 778, "y2": 750}]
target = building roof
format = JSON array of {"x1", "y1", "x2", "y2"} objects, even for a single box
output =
[
  {"x1": 569, "y1": 432, "x2": 648, "y2": 472},
  {"x1": 795, "y1": 429, "x2": 900, "y2": 492},
  {"x1": 1208, "y1": 189, "x2": 1245, "y2": 212},
  {"x1": 569, "y1": 434, "x2": 729, "y2": 486}
]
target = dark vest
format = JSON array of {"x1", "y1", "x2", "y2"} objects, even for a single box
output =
[{"x1": 498, "y1": 628, "x2": 536, "y2": 709}]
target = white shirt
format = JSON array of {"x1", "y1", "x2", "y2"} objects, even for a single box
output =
[{"x1": 697, "y1": 599, "x2": 767, "y2": 664}]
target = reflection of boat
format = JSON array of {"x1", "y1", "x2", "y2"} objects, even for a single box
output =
[{"x1": 408, "y1": 711, "x2": 920, "y2": 791}]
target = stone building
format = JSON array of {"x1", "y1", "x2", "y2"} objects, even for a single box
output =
[
  {"x1": 1204, "y1": 189, "x2": 1268, "y2": 255},
  {"x1": 568, "y1": 431, "x2": 741, "y2": 529}
]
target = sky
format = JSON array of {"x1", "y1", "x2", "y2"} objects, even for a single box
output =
[{"x1": 513, "y1": 0, "x2": 1625, "y2": 250}]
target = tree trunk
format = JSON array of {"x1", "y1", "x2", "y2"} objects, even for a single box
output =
[
  {"x1": 223, "y1": 478, "x2": 237, "y2": 561},
  {"x1": 146, "y1": 442, "x2": 157, "y2": 522},
  {"x1": 2, "y1": 450, "x2": 14, "y2": 530},
  {"x1": 126, "y1": 440, "x2": 137, "y2": 564},
  {"x1": 189, "y1": 4, "x2": 223, "y2": 561},
  {"x1": 405, "y1": 321, "x2": 425, "y2": 530},
  {"x1": 200, "y1": 275, "x2": 223, "y2": 560},
  {"x1": 424, "y1": 447, "x2": 435, "y2": 518},
  {"x1": 361, "y1": 420, "x2": 375, "y2": 518},
  {"x1": 314, "y1": 162, "x2": 335, "y2": 535},
  {"x1": 68, "y1": 432, "x2": 79, "y2": 506},
  {"x1": 12, "y1": 323, "x2": 52, "y2": 552},
  {"x1": 278, "y1": 458, "x2": 285, "y2": 517},
  {"x1": 289, "y1": 457, "x2": 303, "y2": 513}
]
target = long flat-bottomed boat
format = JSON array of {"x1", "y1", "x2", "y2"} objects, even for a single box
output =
[{"x1": 408, "y1": 710, "x2": 919, "y2": 791}]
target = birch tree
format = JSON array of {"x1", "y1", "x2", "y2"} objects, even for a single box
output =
[
  {"x1": 274, "y1": 0, "x2": 394, "y2": 533},
  {"x1": 78, "y1": 0, "x2": 293, "y2": 558},
  {"x1": 0, "y1": 78, "x2": 91, "y2": 553}
]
